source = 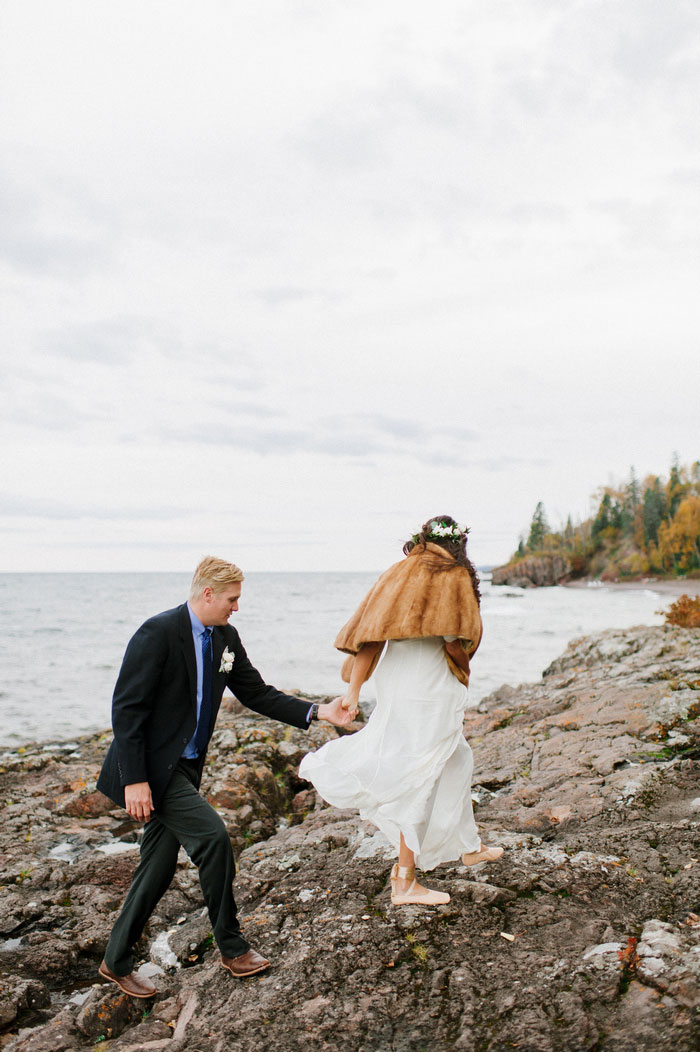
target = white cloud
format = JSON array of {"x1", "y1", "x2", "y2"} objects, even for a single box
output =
[{"x1": 1, "y1": 0, "x2": 698, "y2": 572}]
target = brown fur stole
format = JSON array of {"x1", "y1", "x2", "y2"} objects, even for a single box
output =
[{"x1": 335, "y1": 543, "x2": 482, "y2": 686}]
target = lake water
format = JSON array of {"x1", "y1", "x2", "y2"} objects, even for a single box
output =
[{"x1": 0, "y1": 572, "x2": 668, "y2": 748}]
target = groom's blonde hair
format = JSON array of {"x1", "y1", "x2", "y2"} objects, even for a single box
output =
[{"x1": 190, "y1": 555, "x2": 245, "y2": 599}]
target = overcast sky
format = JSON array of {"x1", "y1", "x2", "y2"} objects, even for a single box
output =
[{"x1": 1, "y1": 0, "x2": 698, "y2": 574}]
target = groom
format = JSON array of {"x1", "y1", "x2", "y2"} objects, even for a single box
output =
[{"x1": 97, "y1": 555, "x2": 351, "y2": 996}]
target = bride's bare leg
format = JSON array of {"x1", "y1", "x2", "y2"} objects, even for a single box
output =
[
  {"x1": 390, "y1": 835, "x2": 450, "y2": 903},
  {"x1": 393, "y1": 834, "x2": 416, "y2": 894}
]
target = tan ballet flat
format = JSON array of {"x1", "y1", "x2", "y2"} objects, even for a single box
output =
[
  {"x1": 390, "y1": 863, "x2": 450, "y2": 906},
  {"x1": 462, "y1": 845, "x2": 504, "y2": 867}
]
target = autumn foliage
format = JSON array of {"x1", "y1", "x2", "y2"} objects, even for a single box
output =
[
  {"x1": 512, "y1": 457, "x2": 700, "y2": 580},
  {"x1": 663, "y1": 594, "x2": 700, "y2": 629}
]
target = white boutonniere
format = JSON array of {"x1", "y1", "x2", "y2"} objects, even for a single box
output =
[{"x1": 219, "y1": 647, "x2": 234, "y2": 673}]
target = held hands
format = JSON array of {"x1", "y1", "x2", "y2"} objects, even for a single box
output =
[
  {"x1": 340, "y1": 691, "x2": 360, "y2": 718},
  {"x1": 338, "y1": 685, "x2": 360, "y2": 719},
  {"x1": 318, "y1": 695, "x2": 358, "y2": 727},
  {"x1": 124, "y1": 781, "x2": 154, "y2": 823}
]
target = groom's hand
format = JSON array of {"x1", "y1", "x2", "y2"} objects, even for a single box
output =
[
  {"x1": 124, "y1": 781, "x2": 154, "y2": 823},
  {"x1": 318, "y1": 696, "x2": 357, "y2": 727}
]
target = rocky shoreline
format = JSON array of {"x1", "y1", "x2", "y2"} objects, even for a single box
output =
[
  {"x1": 2, "y1": 624, "x2": 700, "y2": 1052},
  {"x1": 491, "y1": 556, "x2": 700, "y2": 595},
  {"x1": 491, "y1": 555, "x2": 574, "y2": 588}
]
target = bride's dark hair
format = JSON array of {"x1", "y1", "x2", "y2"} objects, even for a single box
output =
[{"x1": 403, "y1": 514, "x2": 481, "y2": 605}]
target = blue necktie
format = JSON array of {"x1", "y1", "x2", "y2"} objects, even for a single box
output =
[{"x1": 193, "y1": 628, "x2": 213, "y2": 755}]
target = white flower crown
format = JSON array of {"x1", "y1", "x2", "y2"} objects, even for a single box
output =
[{"x1": 413, "y1": 520, "x2": 468, "y2": 542}]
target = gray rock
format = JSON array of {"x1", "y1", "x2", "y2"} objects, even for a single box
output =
[
  {"x1": 0, "y1": 979, "x2": 50, "y2": 1029},
  {"x1": 75, "y1": 986, "x2": 148, "y2": 1040},
  {"x1": 451, "y1": 880, "x2": 517, "y2": 905},
  {"x1": 3, "y1": 625, "x2": 700, "y2": 1052}
]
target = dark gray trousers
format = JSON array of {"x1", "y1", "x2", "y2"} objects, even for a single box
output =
[{"x1": 104, "y1": 760, "x2": 249, "y2": 975}]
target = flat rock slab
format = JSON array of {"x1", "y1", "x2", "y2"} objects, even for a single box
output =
[{"x1": 2, "y1": 625, "x2": 700, "y2": 1051}]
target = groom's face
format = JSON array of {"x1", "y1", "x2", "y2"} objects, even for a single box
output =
[{"x1": 203, "y1": 583, "x2": 242, "y2": 626}]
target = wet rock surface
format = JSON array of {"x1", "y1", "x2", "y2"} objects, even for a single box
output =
[{"x1": 2, "y1": 627, "x2": 700, "y2": 1051}]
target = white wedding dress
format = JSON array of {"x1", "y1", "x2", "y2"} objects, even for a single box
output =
[{"x1": 299, "y1": 637, "x2": 481, "y2": 870}]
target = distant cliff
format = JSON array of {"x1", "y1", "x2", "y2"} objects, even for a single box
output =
[
  {"x1": 502, "y1": 459, "x2": 700, "y2": 584},
  {"x1": 491, "y1": 554, "x2": 572, "y2": 587}
]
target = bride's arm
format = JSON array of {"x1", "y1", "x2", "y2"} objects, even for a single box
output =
[
  {"x1": 444, "y1": 637, "x2": 472, "y2": 673},
  {"x1": 341, "y1": 641, "x2": 382, "y2": 715}
]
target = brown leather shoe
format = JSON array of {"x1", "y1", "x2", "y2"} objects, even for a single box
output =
[
  {"x1": 98, "y1": 960, "x2": 156, "y2": 998},
  {"x1": 220, "y1": 948, "x2": 271, "y2": 977}
]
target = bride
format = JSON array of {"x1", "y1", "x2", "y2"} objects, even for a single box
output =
[{"x1": 299, "y1": 515, "x2": 504, "y2": 906}]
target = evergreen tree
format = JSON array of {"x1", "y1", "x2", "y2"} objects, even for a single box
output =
[
  {"x1": 609, "y1": 498, "x2": 624, "y2": 531},
  {"x1": 620, "y1": 467, "x2": 640, "y2": 531},
  {"x1": 591, "y1": 492, "x2": 612, "y2": 540},
  {"x1": 527, "y1": 502, "x2": 549, "y2": 551},
  {"x1": 667, "y1": 454, "x2": 683, "y2": 517},
  {"x1": 626, "y1": 467, "x2": 640, "y2": 511},
  {"x1": 642, "y1": 478, "x2": 666, "y2": 547}
]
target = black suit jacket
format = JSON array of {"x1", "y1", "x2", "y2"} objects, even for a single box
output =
[{"x1": 97, "y1": 603, "x2": 310, "y2": 809}]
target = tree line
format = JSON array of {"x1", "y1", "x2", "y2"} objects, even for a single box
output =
[{"x1": 513, "y1": 457, "x2": 700, "y2": 579}]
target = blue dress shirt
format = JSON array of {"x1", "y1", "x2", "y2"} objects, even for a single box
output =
[{"x1": 182, "y1": 603, "x2": 212, "y2": 759}]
